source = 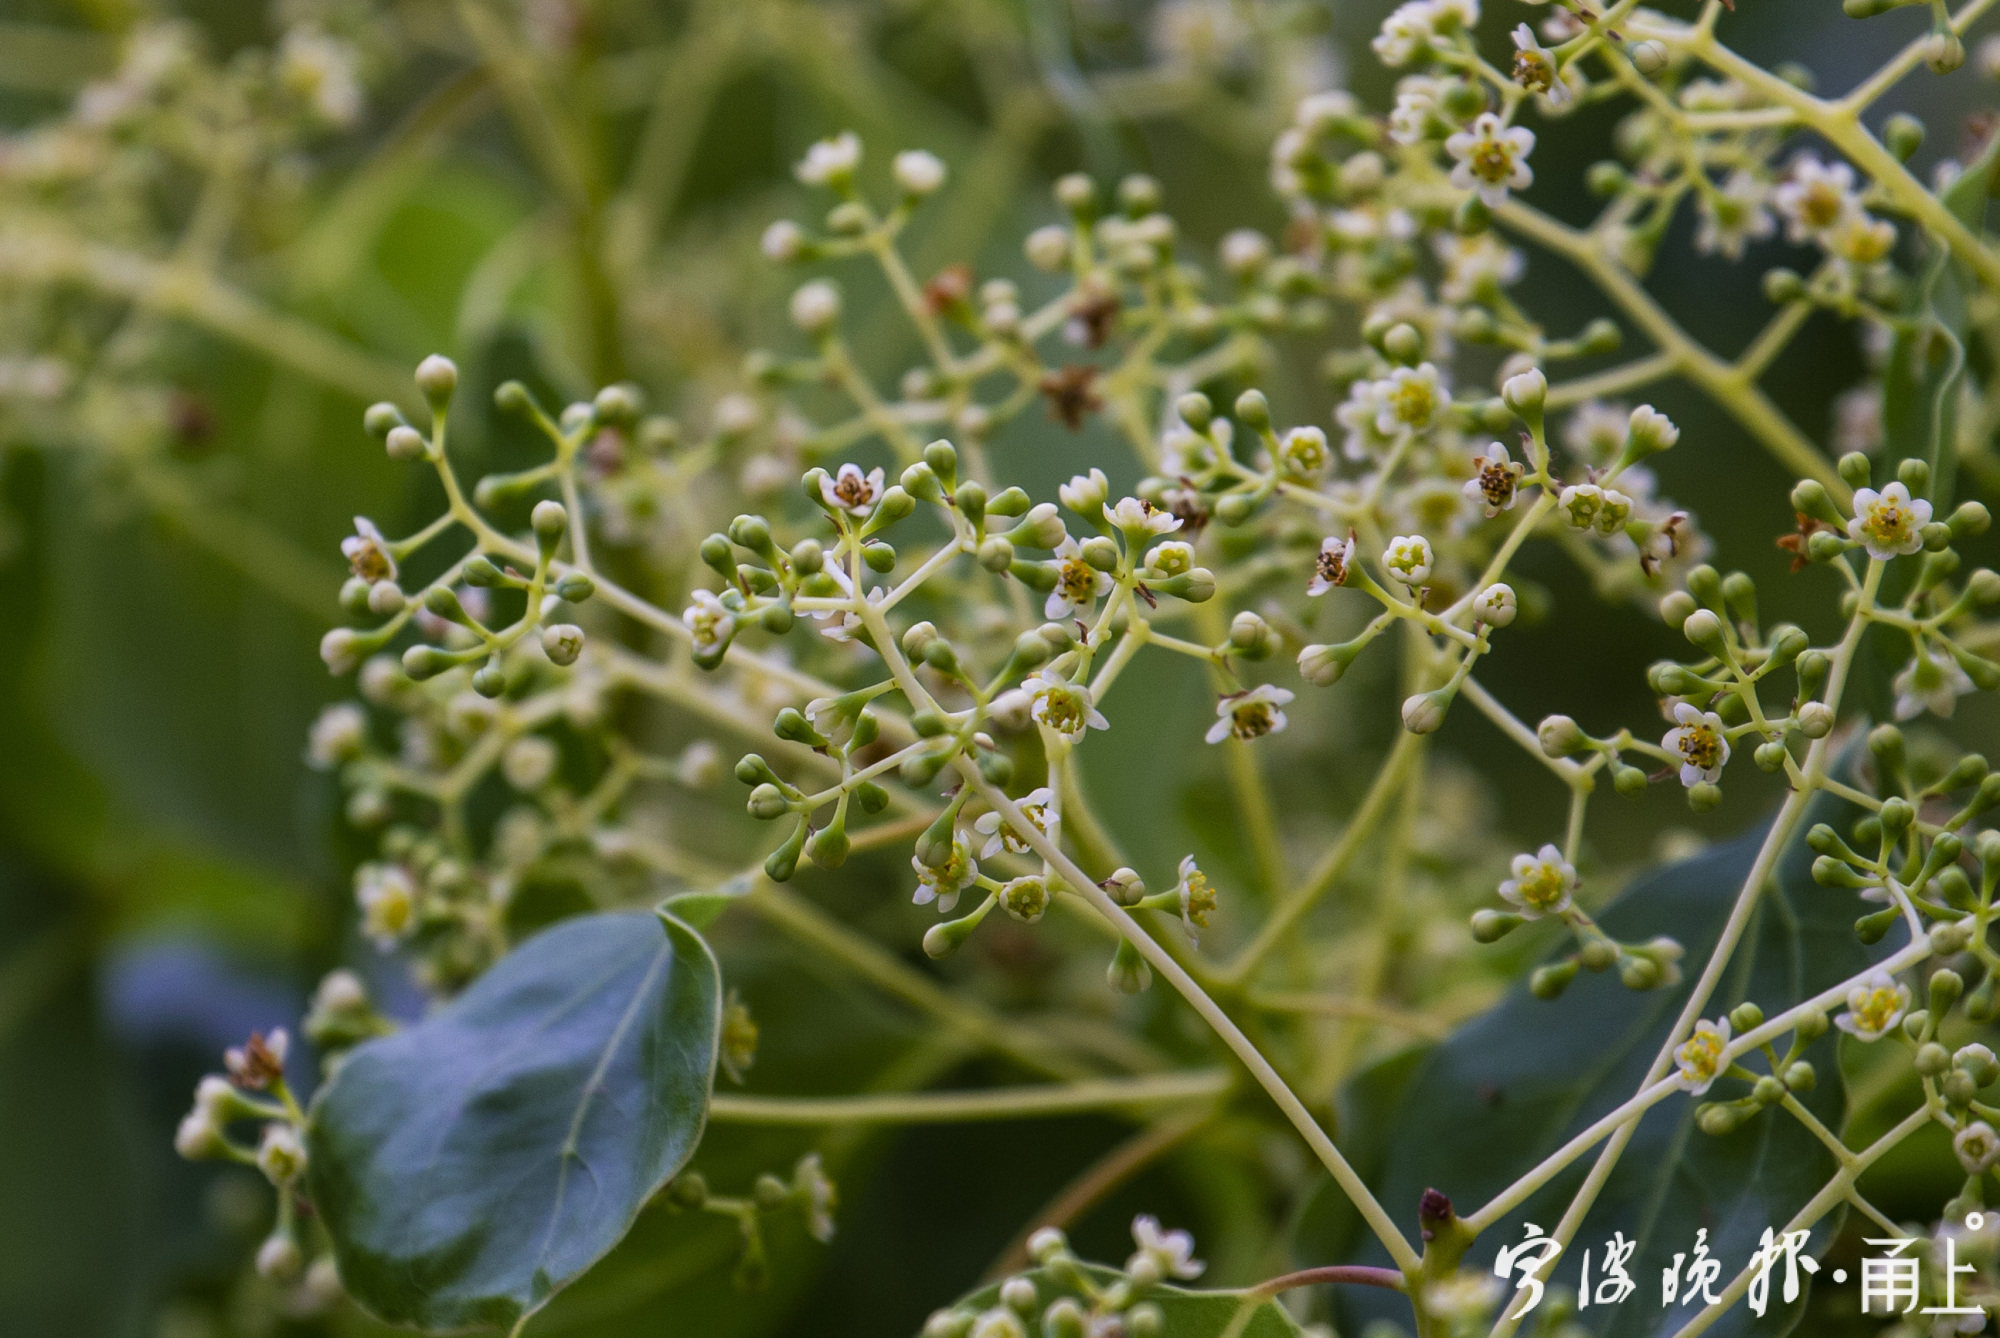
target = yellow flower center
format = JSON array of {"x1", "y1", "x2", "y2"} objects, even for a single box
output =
[
  {"x1": 1861, "y1": 499, "x2": 1911, "y2": 547},
  {"x1": 1470, "y1": 140, "x2": 1514, "y2": 185},
  {"x1": 1058, "y1": 559, "x2": 1097, "y2": 602},
  {"x1": 1677, "y1": 1029, "x2": 1724, "y2": 1081},
  {"x1": 1389, "y1": 378, "x2": 1435, "y2": 426},
  {"x1": 1516, "y1": 863, "x2": 1567, "y2": 910},
  {"x1": 1231, "y1": 702, "x2": 1277, "y2": 739},
  {"x1": 1677, "y1": 723, "x2": 1722, "y2": 771},
  {"x1": 1851, "y1": 986, "x2": 1900, "y2": 1033}
]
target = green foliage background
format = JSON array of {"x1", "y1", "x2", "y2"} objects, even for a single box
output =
[{"x1": 1, "y1": 1, "x2": 1998, "y2": 1335}]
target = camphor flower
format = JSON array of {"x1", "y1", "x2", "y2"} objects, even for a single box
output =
[
  {"x1": 1847, "y1": 480, "x2": 1932, "y2": 559},
  {"x1": 997, "y1": 874, "x2": 1052, "y2": 923},
  {"x1": 1772, "y1": 156, "x2": 1861, "y2": 243},
  {"x1": 1104, "y1": 495, "x2": 1182, "y2": 538},
  {"x1": 819, "y1": 462, "x2": 886, "y2": 516},
  {"x1": 307, "y1": 702, "x2": 367, "y2": 769},
  {"x1": 1674, "y1": 1017, "x2": 1732, "y2": 1094},
  {"x1": 974, "y1": 786, "x2": 1058, "y2": 860},
  {"x1": 892, "y1": 148, "x2": 946, "y2": 196},
  {"x1": 1373, "y1": 362, "x2": 1451, "y2": 436},
  {"x1": 1175, "y1": 855, "x2": 1218, "y2": 941},
  {"x1": 355, "y1": 862, "x2": 416, "y2": 949},
  {"x1": 1446, "y1": 112, "x2": 1535, "y2": 207},
  {"x1": 1206, "y1": 685, "x2": 1293, "y2": 743},
  {"x1": 1834, "y1": 970, "x2": 1911, "y2": 1042},
  {"x1": 795, "y1": 130, "x2": 861, "y2": 186},
  {"x1": 1022, "y1": 672, "x2": 1110, "y2": 743},
  {"x1": 1308, "y1": 532, "x2": 1356, "y2": 595},
  {"x1": 1510, "y1": 24, "x2": 1572, "y2": 106},
  {"x1": 343, "y1": 517, "x2": 396, "y2": 584},
  {"x1": 1045, "y1": 536, "x2": 1112, "y2": 620},
  {"x1": 684, "y1": 589, "x2": 736, "y2": 657},
  {"x1": 1694, "y1": 170, "x2": 1775, "y2": 260},
  {"x1": 1893, "y1": 645, "x2": 1975, "y2": 720},
  {"x1": 1498, "y1": 844, "x2": 1577, "y2": 918},
  {"x1": 1956, "y1": 1121, "x2": 2000, "y2": 1175},
  {"x1": 1382, "y1": 533, "x2": 1435, "y2": 586},
  {"x1": 912, "y1": 840, "x2": 978, "y2": 914},
  {"x1": 1277, "y1": 425, "x2": 1331, "y2": 480},
  {"x1": 1127, "y1": 1215, "x2": 1204, "y2": 1282},
  {"x1": 1473, "y1": 582, "x2": 1517, "y2": 626},
  {"x1": 1463, "y1": 441, "x2": 1524, "y2": 517},
  {"x1": 1662, "y1": 703, "x2": 1730, "y2": 787}
]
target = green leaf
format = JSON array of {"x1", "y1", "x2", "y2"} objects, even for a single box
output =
[
  {"x1": 306, "y1": 909, "x2": 722, "y2": 1332},
  {"x1": 661, "y1": 873, "x2": 758, "y2": 931},
  {"x1": 936, "y1": 1264, "x2": 1306, "y2": 1338},
  {"x1": 1305, "y1": 793, "x2": 1872, "y2": 1337}
]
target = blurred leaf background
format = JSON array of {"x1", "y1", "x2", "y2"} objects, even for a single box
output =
[{"x1": 1, "y1": 1, "x2": 1997, "y2": 1335}]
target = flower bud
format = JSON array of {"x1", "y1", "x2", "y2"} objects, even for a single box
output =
[
  {"x1": 1473, "y1": 583, "x2": 1517, "y2": 627},
  {"x1": 1681, "y1": 607, "x2": 1726, "y2": 653},
  {"x1": 1102, "y1": 867, "x2": 1146, "y2": 906},
  {"x1": 893, "y1": 149, "x2": 947, "y2": 196},
  {"x1": 542, "y1": 623, "x2": 585, "y2": 666},
  {"x1": 257, "y1": 1233, "x2": 303, "y2": 1281},
  {"x1": 1501, "y1": 367, "x2": 1546, "y2": 419},
  {"x1": 385, "y1": 424, "x2": 427, "y2": 461},
  {"x1": 1538, "y1": 714, "x2": 1587, "y2": 758},
  {"x1": 789, "y1": 280, "x2": 841, "y2": 335},
  {"x1": 415, "y1": 354, "x2": 458, "y2": 403},
  {"x1": 1401, "y1": 686, "x2": 1453, "y2": 735}
]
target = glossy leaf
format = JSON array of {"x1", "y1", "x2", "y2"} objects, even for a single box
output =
[
  {"x1": 937, "y1": 1264, "x2": 1306, "y2": 1338},
  {"x1": 306, "y1": 909, "x2": 721, "y2": 1332},
  {"x1": 1306, "y1": 794, "x2": 1872, "y2": 1337}
]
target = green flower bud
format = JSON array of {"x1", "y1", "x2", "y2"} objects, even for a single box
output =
[
  {"x1": 542, "y1": 623, "x2": 585, "y2": 666},
  {"x1": 415, "y1": 354, "x2": 458, "y2": 403},
  {"x1": 1538, "y1": 714, "x2": 1588, "y2": 758},
  {"x1": 385, "y1": 424, "x2": 427, "y2": 461},
  {"x1": 1471, "y1": 909, "x2": 1523, "y2": 943},
  {"x1": 1106, "y1": 937, "x2": 1152, "y2": 993},
  {"x1": 1613, "y1": 764, "x2": 1649, "y2": 797},
  {"x1": 1696, "y1": 1103, "x2": 1742, "y2": 1136},
  {"x1": 1531, "y1": 960, "x2": 1579, "y2": 1000}
]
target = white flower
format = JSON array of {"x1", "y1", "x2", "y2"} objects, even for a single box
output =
[
  {"x1": 795, "y1": 131, "x2": 862, "y2": 186},
  {"x1": 1510, "y1": 24, "x2": 1573, "y2": 105},
  {"x1": 1022, "y1": 673, "x2": 1109, "y2": 743},
  {"x1": 1372, "y1": 1, "x2": 1439, "y2": 67},
  {"x1": 279, "y1": 26, "x2": 363, "y2": 127},
  {"x1": 342, "y1": 517, "x2": 396, "y2": 584},
  {"x1": 1389, "y1": 79, "x2": 1442, "y2": 145},
  {"x1": 1847, "y1": 481, "x2": 1932, "y2": 559},
  {"x1": 1103, "y1": 495, "x2": 1182, "y2": 537},
  {"x1": 1446, "y1": 112, "x2": 1536, "y2": 207},
  {"x1": 1772, "y1": 156, "x2": 1861, "y2": 243},
  {"x1": 1372, "y1": 362, "x2": 1450, "y2": 435},
  {"x1": 789, "y1": 280, "x2": 841, "y2": 334},
  {"x1": 1381, "y1": 534, "x2": 1434, "y2": 586},
  {"x1": 1694, "y1": 170, "x2": 1775, "y2": 260},
  {"x1": 1308, "y1": 532, "x2": 1356, "y2": 595},
  {"x1": 892, "y1": 148, "x2": 946, "y2": 196},
  {"x1": 1175, "y1": 855, "x2": 1218, "y2": 941},
  {"x1": 1045, "y1": 536, "x2": 1113, "y2": 620},
  {"x1": 1892, "y1": 646, "x2": 1974, "y2": 721},
  {"x1": 1955, "y1": 1121, "x2": 2000, "y2": 1174},
  {"x1": 997, "y1": 874, "x2": 1052, "y2": 923},
  {"x1": 1435, "y1": 233, "x2": 1523, "y2": 303},
  {"x1": 1662, "y1": 702, "x2": 1730, "y2": 787},
  {"x1": 1834, "y1": 971, "x2": 1911, "y2": 1042},
  {"x1": 1674, "y1": 1018, "x2": 1731, "y2": 1094},
  {"x1": 761, "y1": 219, "x2": 805, "y2": 263},
  {"x1": 973, "y1": 786, "x2": 1057, "y2": 859},
  {"x1": 684, "y1": 589, "x2": 736, "y2": 656},
  {"x1": 1473, "y1": 582, "x2": 1517, "y2": 627},
  {"x1": 1827, "y1": 211, "x2": 1897, "y2": 266},
  {"x1": 1562, "y1": 401, "x2": 1630, "y2": 463},
  {"x1": 1145, "y1": 540, "x2": 1196, "y2": 578},
  {"x1": 1462, "y1": 441, "x2": 1524, "y2": 517},
  {"x1": 1128, "y1": 1215, "x2": 1205, "y2": 1281},
  {"x1": 307, "y1": 702, "x2": 368, "y2": 769},
  {"x1": 1277, "y1": 425, "x2": 1332, "y2": 480},
  {"x1": 257, "y1": 1123, "x2": 307, "y2": 1186},
  {"x1": 1205, "y1": 685, "x2": 1293, "y2": 744},
  {"x1": 1498, "y1": 844, "x2": 1577, "y2": 918},
  {"x1": 819, "y1": 462, "x2": 886, "y2": 516},
  {"x1": 1058, "y1": 467, "x2": 1109, "y2": 515},
  {"x1": 912, "y1": 841, "x2": 979, "y2": 915},
  {"x1": 356, "y1": 863, "x2": 416, "y2": 949}
]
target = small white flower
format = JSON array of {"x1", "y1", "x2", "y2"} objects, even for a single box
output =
[
  {"x1": 1174, "y1": 854, "x2": 1218, "y2": 941},
  {"x1": 819, "y1": 462, "x2": 886, "y2": 516},
  {"x1": 1694, "y1": 170, "x2": 1775, "y2": 260},
  {"x1": 1834, "y1": 971, "x2": 1911, "y2": 1042},
  {"x1": 1058, "y1": 467, "x2": 1109, "y2": 515},
  {"x1": 1463, "y1": 441, "x2": 1524, "y2": 517},
  {"x1": 1772, "y1": 156, "x2": 1860, "y2": 243},
  {"x1": 1372, "y1": 1, "x2": 1438, "y2": 67},
  {"x1": 342, "y1": 517, "x2": 396, "y2": 584},
  {"x1": 1473, "y1": 582, "x2": 1517, "y2": 626},
  {"x1": 1435, "y1": 232, "x2": 1523, "y2": 303},
  {"x1": 1045, "y1": 536, "x2": 1113, "y2": 620},
  {"x1": 1847, "y1": 481, "x2": 1932, "y2": 559},
  {"x1": 1128, "y1": 1215, "x2": 1205, "y2": 1280},
  {"x1": 1381, "y1": 533, "x2": 1435, "y2": 586},
  {"x1": 1145, "y1": 540, "x2": 1196, "y2": 578},
  {"x1": 1498, "y1": 843, "x2": 1577, "y2": 918},
  {"x1": 356, "y1": 863, "x2": 416, "y2": 949},
  {"x1": 1562, "y1": 401, "x2": 1630, "y2": 463},
  {"x1": 1022, "y1": 673, "x2": 1109, "y2": 743},
  {"x1": 1510, "y1": 24, "x2": 1573, "y2": 106},
  {"x1": 1955, "y1": 1121, "x2": 2000, "y2": 1174},
  {"x1": 1674, "y1": 1018, "x2": 1731, "y2": 1094},
  {"x1": 1627, "y1": 404, "x2": 1680, "y2": 454},
  {"x1": 761, "y1": 219, "x2": 805, "y2": 263},
  {"x1": 1277, "y1": 425, "x2": 1332, "y2": 480},
  {"x1": 1827, "y1": 211, "x2": 1897, "y2": 266},
  {"x1": 789, "y1": 280, "x2": 841, "y2": 334},
  {"x1": 1205, "y1": 685, "x2": 1293, "y2": 744},
  {"x1": 973, "y1": 786, "x2": 1057, "y2": 860},
  {"x1": 684, "y1": 589, "x2": 736, "y2": 656},
  {"x1": 1389, "y1": 79, "x2": 1442, "y2": 145},
  {"x1": 1308, "y1": 532, "x2": 1357, "y2": 595},
  {"x1": 1372, "y1": 362, "x2": 1450, "y2": 436},
  {"x1": 997, "y1": 874, "x2": 1052, "y2": 923},
  {"x1": 307, "y1": 702, "x2": 368, "y2": 769},
  {"x1": 795, "y1": 131, "x2": 862, "y2": 186},
  {"x1": 257, "y1": 1123, "x2": 307, "y2": 1186},
  {"x1": 1103, "y1": 495, "x2": 1182, "y2": 537},
  {"x1": 892, "y1": 148, "x2": 947, "y2": 196},
  {"x1": 912, "y1": 841, "x2": 979, "y2": 915},
  {"x1": 1662, "y1": 702, "x2": 1729, "y2": 787},
  {"x1": 1892, "y1": 646, "x2": 1975, "y2": 721},
  {"x1": 1446, "y1": 112, "x2": 1536, "y2": 207}
]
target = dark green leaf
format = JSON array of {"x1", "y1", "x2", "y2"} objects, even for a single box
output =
[
  {"x1": 937, "y1": 1264, "x2": 1306, "y2": 1338},
  {"x1": 306, "y1": 909, "x2": 722, "y2": 1332},
  {"x1": 1306, "y1": 792, "x2": 1871, "y2": 1337}
]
